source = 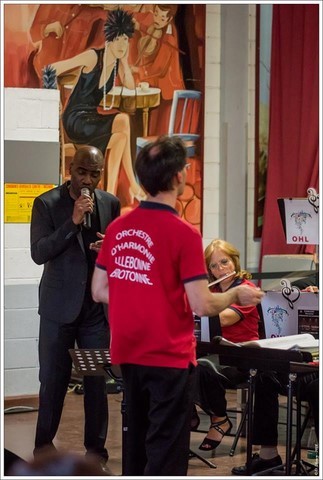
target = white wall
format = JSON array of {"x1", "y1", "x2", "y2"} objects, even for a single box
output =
[
  {"x1": 203, "y1": 5, "x2": 222, "y2": 243},
  {"x1": 204, "y1": 4, "x2": 260, "y2": 269},
  {"x1": 3, "y1": 4, "x2": 260, "y2": 397},
  {"x1": 3, "y1": 88, "x2": 59, "y2": 396}
]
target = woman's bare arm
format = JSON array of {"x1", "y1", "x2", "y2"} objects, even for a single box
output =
[
  {"x1": 51, "y1": 50, "x2": 97, "y2": 76},
  {"x1": 119, "y1": 48, "x2": 136, "y2": 89}
]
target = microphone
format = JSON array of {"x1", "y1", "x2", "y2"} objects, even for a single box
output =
[{"x1": 81, "y1": 188, "x2": 91, "y2": 229}]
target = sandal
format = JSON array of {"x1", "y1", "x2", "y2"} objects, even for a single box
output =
[{"x1": 198, "y1": 416, "x2": 233, "y2": 451}]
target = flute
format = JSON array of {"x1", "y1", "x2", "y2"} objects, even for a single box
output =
[{"x1": 208, "y1": 271, "x2": 236, "y2": 288}]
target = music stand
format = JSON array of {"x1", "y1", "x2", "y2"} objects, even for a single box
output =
[
  {"x1": 189, "y1": 447, "x2": 217, "y2": 469},
  {"x1": 69, "y1": 349, "x2": 126, "y2": 475}
]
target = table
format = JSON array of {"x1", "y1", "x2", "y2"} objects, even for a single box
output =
[{"x1": 103, "y1": 86, "x2": 161, "y2": 137}]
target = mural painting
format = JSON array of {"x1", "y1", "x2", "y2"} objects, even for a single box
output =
[{"x1": 4, "y1": 3, "x2": 205, "y2": 228}]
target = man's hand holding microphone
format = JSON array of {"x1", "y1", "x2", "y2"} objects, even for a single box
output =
[
  {"x1": 72, "y1": 187, "x2": 106, "y2": 252},
  {"x1": 72, "y1": 187, "x2": 93, "y2": 228}
]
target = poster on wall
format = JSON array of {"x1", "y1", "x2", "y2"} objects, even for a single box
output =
[
  {"x1": 277, "y1": 197, "x2": 319, "y2": 245},
  {"x1": 4, "y1": 3, "x2": 206, "y2": 229},
  {"x1": 4, "y1": 183, "x2": 56, "y2": 223}
]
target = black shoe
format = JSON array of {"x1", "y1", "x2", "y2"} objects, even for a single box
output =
[
  {"x1": 33, "y1": 444, "x2": 57, "y2": 458},
  {"x1": 86, "y1": 453, "x2": 111, "y2": 474},
  {"x1": 85, "y1": 451, "x2": 109, "y2": 466},
  {"x1": 232, "y1": 453, "x2": 283, "y2": 475},
  {"x1": 99, "y1": 460, "x2": 112, "y2": 474}
]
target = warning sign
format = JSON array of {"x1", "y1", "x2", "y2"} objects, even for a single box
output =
[{"x1": 4, "y1": 183, "x2": 55, "y2": 223}]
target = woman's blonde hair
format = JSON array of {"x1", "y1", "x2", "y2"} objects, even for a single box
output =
[{"x1": 204, "y1": 238, "x2": 252, "y2": 283}]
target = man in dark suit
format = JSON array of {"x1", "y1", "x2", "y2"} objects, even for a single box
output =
[{"x1": 30, "y1": 145, "x2": 120, "y2": 467}]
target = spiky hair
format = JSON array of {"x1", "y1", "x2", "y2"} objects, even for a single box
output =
[{"x1": 104, "y1": 8, "x2": 135, "y2": 43}]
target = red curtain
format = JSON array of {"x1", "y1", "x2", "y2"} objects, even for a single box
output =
[{"x1": 260, "y1": 4, "x2": 319, "y2": 261}]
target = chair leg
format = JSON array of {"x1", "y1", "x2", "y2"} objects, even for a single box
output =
[{"x1": 229, "y1": 400, "x2": 248, "y2": 456}]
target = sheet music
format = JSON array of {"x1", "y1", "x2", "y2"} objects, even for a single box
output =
[
  {"x1": 218, "y1": 333, "x2": 319, "y2": 351},
  {"x1": 240, "y1": 333, "x2": 319, "y2": 351}
]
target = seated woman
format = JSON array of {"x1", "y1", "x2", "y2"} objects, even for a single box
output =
[
  {"x1": 193, "y1": 238, "x2": 260, "y2": 451},
  {"x1": 47, "y1": 8, "x2": 145, "y2": 200}
]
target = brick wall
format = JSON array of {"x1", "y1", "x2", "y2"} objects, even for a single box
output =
[{"x1": 3, "y1": 87, "x2": 59, "y2": 396}]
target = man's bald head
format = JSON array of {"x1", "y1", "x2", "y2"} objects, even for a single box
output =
[
  {"x1": 72, "y1": 145, "x2": 104, "y2": 170},
  {"x1": 69, "y1": 145, "x2": 105, "y2": 197}
]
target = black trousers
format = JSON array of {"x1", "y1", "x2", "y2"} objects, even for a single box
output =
[
  {"x1": 195, "y1": 356, "x2": 248, "y2": 417},
  {"x1": 121, "y1": 363, "x2": 196, "y2": 476},
  {"x1": 252, "y1": 371, "x2": 319, "y2": 446},
  {"x1": 35, "y1": 294, "x2": 109, "y2": 460}
]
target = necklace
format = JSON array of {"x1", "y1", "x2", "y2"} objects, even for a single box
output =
[{"x1": 103, "y1": 52, "x2": 117, "y2": 111}]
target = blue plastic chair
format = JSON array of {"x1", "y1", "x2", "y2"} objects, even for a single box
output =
[{"x1": 136, "y1": 89, "x2": 202, "y2": 157}]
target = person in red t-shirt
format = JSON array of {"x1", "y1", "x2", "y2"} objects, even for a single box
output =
[
  {"x1": 91, "y1": 136, "x2": 264, "y2": 476},
  {"x1": 193, "y1": 238, "x2": 260, "y2": 452}
]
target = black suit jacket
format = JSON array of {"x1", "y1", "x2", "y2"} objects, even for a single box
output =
[{"x1": 30, "y1": 183, "x2": 120, "y2": 323}]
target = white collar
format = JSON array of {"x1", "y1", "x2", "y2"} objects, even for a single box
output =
[{"x1": 166, "y1": 23, "x2": 173, "y2": 35}]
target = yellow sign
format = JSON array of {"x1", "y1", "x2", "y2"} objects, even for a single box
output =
[{"x1": 4, "y1": 183, "x2": 56, "y2": 223}]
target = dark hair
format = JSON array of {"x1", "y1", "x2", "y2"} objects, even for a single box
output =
[
  {"x1": 104, "y1": 9, "x2": 135, "y2": 42},
  {"x1": 156, "y1": 4, "x2": 178, "y2": 18},
  {"x1": 135, "y1": 136, "x2": 187, "y2": 196}
]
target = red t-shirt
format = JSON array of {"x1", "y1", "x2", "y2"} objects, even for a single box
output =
[
  {"x1": 96, "y1": 202, "x2": 208, "y2": 368},
  {"x1": 213, "y1": 278, "x2": 260, "y2": 343}
]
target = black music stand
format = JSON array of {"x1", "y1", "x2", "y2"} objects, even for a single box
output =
[
  {"x1": 189, "y1": 447, "x2": 217, "y2": 469},
  {"x1": 69, "y1": 348, "x2": 126, "y2": 475},
  {"x1": 291, "y1": 380, "x2": 318, "y2": 476},
  {"x1": 253, "y1": 362, "x2": 319, "y2": 477}
]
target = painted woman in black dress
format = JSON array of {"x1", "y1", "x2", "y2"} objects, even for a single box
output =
[{"x1": 51, "y1": 9, "x2": 145, "y2": 200}]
